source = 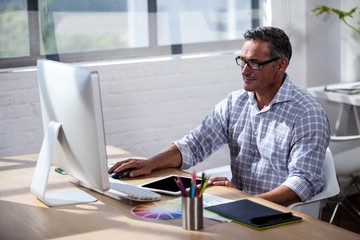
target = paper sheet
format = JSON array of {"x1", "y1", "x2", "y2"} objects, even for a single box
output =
[{"x1": 202, "y1": 193, "x2": 234, "y2": 222}]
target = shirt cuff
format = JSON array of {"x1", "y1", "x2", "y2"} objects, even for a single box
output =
[
  {"x1": 282, "y1": 175, "x2": 313, "y2": 201},
  {"x1": 173, "y1": 140, "x2": 194, "y2": 170}
]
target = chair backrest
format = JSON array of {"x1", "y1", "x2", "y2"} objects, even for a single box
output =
[
  {"x1": 330, "y1": 135, "x2": 360, "y2": 177},
  {"x1": 288, "y1": 148, "x2": 340, "y2": 218},
  {"x1": 309, "y1": 148, "x2": 340, "y2": 200}
]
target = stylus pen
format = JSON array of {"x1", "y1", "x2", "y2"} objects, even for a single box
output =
[{"x1": 250, "y1": 212, "x2": 293, "y2": 225}]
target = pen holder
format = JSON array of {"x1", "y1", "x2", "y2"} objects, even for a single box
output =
[{"x1": 181, "y1": 196, "x2": 203, "y2": 230}]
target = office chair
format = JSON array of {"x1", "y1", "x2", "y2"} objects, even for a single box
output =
[
  {"x1": 328, "y1": 135, "x2": 360, "y2": 224},
  {"x1": 288, "y1": 148, "x2": 340, "y2": 219}
]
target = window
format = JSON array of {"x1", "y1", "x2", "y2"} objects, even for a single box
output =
[
  {"x1": 0, "y1": 0, "x2": 267, "y2": 69},
  {"x1": 0, "y1": 1, "x2": 30, "y2": 58}
]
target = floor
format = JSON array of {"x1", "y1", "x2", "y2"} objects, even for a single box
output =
[{"x1": 321, "y1": 193, "x2": 360, "y2": 234}]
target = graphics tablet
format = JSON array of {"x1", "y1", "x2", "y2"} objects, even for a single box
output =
[{"x1": 138, "y1": 175, "x2": 202, "y2": 195}]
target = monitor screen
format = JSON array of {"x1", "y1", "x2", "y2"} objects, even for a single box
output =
[{"x1": 31, "y1": 59, "x2": 109, "y2": 206}]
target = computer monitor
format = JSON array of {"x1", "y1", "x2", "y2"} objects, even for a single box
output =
[{"x1": 31, "y1": 59, "x2": 109, "y2": 207}]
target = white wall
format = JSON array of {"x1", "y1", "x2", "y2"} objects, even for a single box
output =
[
  {"x1": 340, "y1": 0, "x2": 360, "y2": 82},
  {"x1": 0, "y1": 1, "x2": 355, "y2": 171},
  {"x1": 0, "y1": 70, "x2": 42, "y2": 156},
  {"x1": 97, "y1": 54, "x2": 239, "y2": 170},
  {"x1": 271, "y1": 0, "x2": 342, "y2": 87}
]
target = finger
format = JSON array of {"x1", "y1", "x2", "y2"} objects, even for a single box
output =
[
  {"x1": 224, "y1": 181, "x2": 232, "y2": 187},
  {"x1": 113, "y1": 163, "x2": 136, "y2": 173},
  {"x1": 209, "y1": 176, "x2": 229, "y2": 182},
  {"x1": 108, "y1": 160, "x2": 130, "y2": 173},
  {"x1": 129, "y1": 168, "x2": 148, "y2": 178},
  {"x1": 215, "y1": 181, "x2": 232, "y2": 187},
  {"x1": 210, "y1": 178, "x2": 232, "y2": 187},
  {"x1": 129, "y1": 163, "x2": 152, "y2": 177},
  {"x1": 212, "y1": 180, "x2": 226, "y2": 186},
  {"x1": 108, "y1": 162, "x2": 121, "y2": 173}
]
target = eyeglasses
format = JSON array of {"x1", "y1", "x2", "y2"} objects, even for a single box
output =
[{"x1": 235, "y1": 56, "x2": 281, "y2": 70}]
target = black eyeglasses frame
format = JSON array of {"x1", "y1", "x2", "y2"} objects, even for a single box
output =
[{"x1": 235, "y1": 56, "x2": 281, "y2": 70}]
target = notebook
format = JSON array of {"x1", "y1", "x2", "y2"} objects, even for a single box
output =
[
  {"x1": 324, "y1": 82, "x2": 360, "y2": 94},
  {"x1": 205, "y1": 199, "x2": 302, "y2": 230}
]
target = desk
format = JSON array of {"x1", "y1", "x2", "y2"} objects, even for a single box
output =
[
  {"x1": 1, "y1": 146, "x2": 359, "y2": 240},
  {"x1": 308, "y1": 85, "x2": 360, "y2": 135}
]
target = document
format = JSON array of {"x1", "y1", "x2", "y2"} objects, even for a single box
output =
[
  {"x1": 202, "y1": 193, "x2": 235, "y2": 222},
  {"x1": 324, "y1": 82, "x2": 360, "y2": 94}
]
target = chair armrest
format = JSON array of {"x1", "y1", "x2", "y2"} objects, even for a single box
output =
[
  {"x1": 288, "y1": 201, "x2": 302, "y2": 209},
  {"x1": 288, "y1": 197, "x2": 321, "y2": 209},
  {"x1": 331, "y1": 135, "x2": 360, "y2": 141}
]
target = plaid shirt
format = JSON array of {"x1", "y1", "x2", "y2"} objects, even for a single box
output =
[{"x1": 174, "y1": 75, "x2": 330, "y2": 201}]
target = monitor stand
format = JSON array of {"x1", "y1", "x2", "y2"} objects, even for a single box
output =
[{"x1": 30, "y1": 121, "x2": 97, "y2": 207}]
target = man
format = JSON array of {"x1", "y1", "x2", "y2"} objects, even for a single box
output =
[{"x1": 109, "y1": 26, "x2": 330, "y2": 206}]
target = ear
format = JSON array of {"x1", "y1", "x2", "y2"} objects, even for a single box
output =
[{"x1": 278, "y1": 57, "x2": 289, "y2": 71}]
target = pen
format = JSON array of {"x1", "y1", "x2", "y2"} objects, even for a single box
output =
[{"x1": 250, "y1": 212, "x2": 293, "y2": 225}]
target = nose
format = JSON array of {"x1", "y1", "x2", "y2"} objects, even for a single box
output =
[{"x1": 241, "y1": 63, "x2": 251, "y2": 75}]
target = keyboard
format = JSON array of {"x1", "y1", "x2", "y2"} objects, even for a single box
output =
[{"x1": 108, "y1": 178, "x2": 161, "y2": 202}]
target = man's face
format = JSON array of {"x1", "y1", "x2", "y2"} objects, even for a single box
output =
[{"x1": 239, "y1": 40, "x2": 282, "y2": 95}]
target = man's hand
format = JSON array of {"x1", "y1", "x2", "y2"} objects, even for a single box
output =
[
  {"x1": 209, "y1": 176, "x2": 233, "y2": 187},
  {"x1": 108, "y1": 158, "x2": 153, "y2": 178}
]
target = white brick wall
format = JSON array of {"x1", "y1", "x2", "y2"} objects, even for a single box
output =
[
  {"x1": 0, "y1": 54, "x2": 240, "y2": 170},
  {"x1": 0, "y1": 70, "x2": 43, "y2": 157}
]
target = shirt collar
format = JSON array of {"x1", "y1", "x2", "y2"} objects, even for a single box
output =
[
  {"x1": 271, "y1": 73, "x2": 293, "y2": 105},
  {"x1": 247, "y1": 73, "x2": 293, "y2": 111}
]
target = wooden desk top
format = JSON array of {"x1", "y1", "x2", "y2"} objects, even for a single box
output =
[{"x1": 1, "y1": 146, "x2": 359, "y2": 240}]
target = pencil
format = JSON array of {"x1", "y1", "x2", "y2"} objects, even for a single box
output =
[{"x1": 176, "y1": 176, "x2": 188, "y2": 197}]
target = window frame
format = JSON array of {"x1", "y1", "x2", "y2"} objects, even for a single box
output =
[{"x1": 0, "y1": 0, "x2": 263, "y2": 69}]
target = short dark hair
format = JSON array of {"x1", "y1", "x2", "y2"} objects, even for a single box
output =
[{"x1": 243, "y1": 26, "x2": 292, "y2": 62}]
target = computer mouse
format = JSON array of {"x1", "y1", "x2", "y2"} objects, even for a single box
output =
[{"x1": 111, "y1": 168, "x2": 136, "y2": 179}]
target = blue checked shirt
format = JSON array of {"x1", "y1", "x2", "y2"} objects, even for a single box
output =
[{"x1": 174, "y1": 75, "x2": 330, "y2": 201}]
